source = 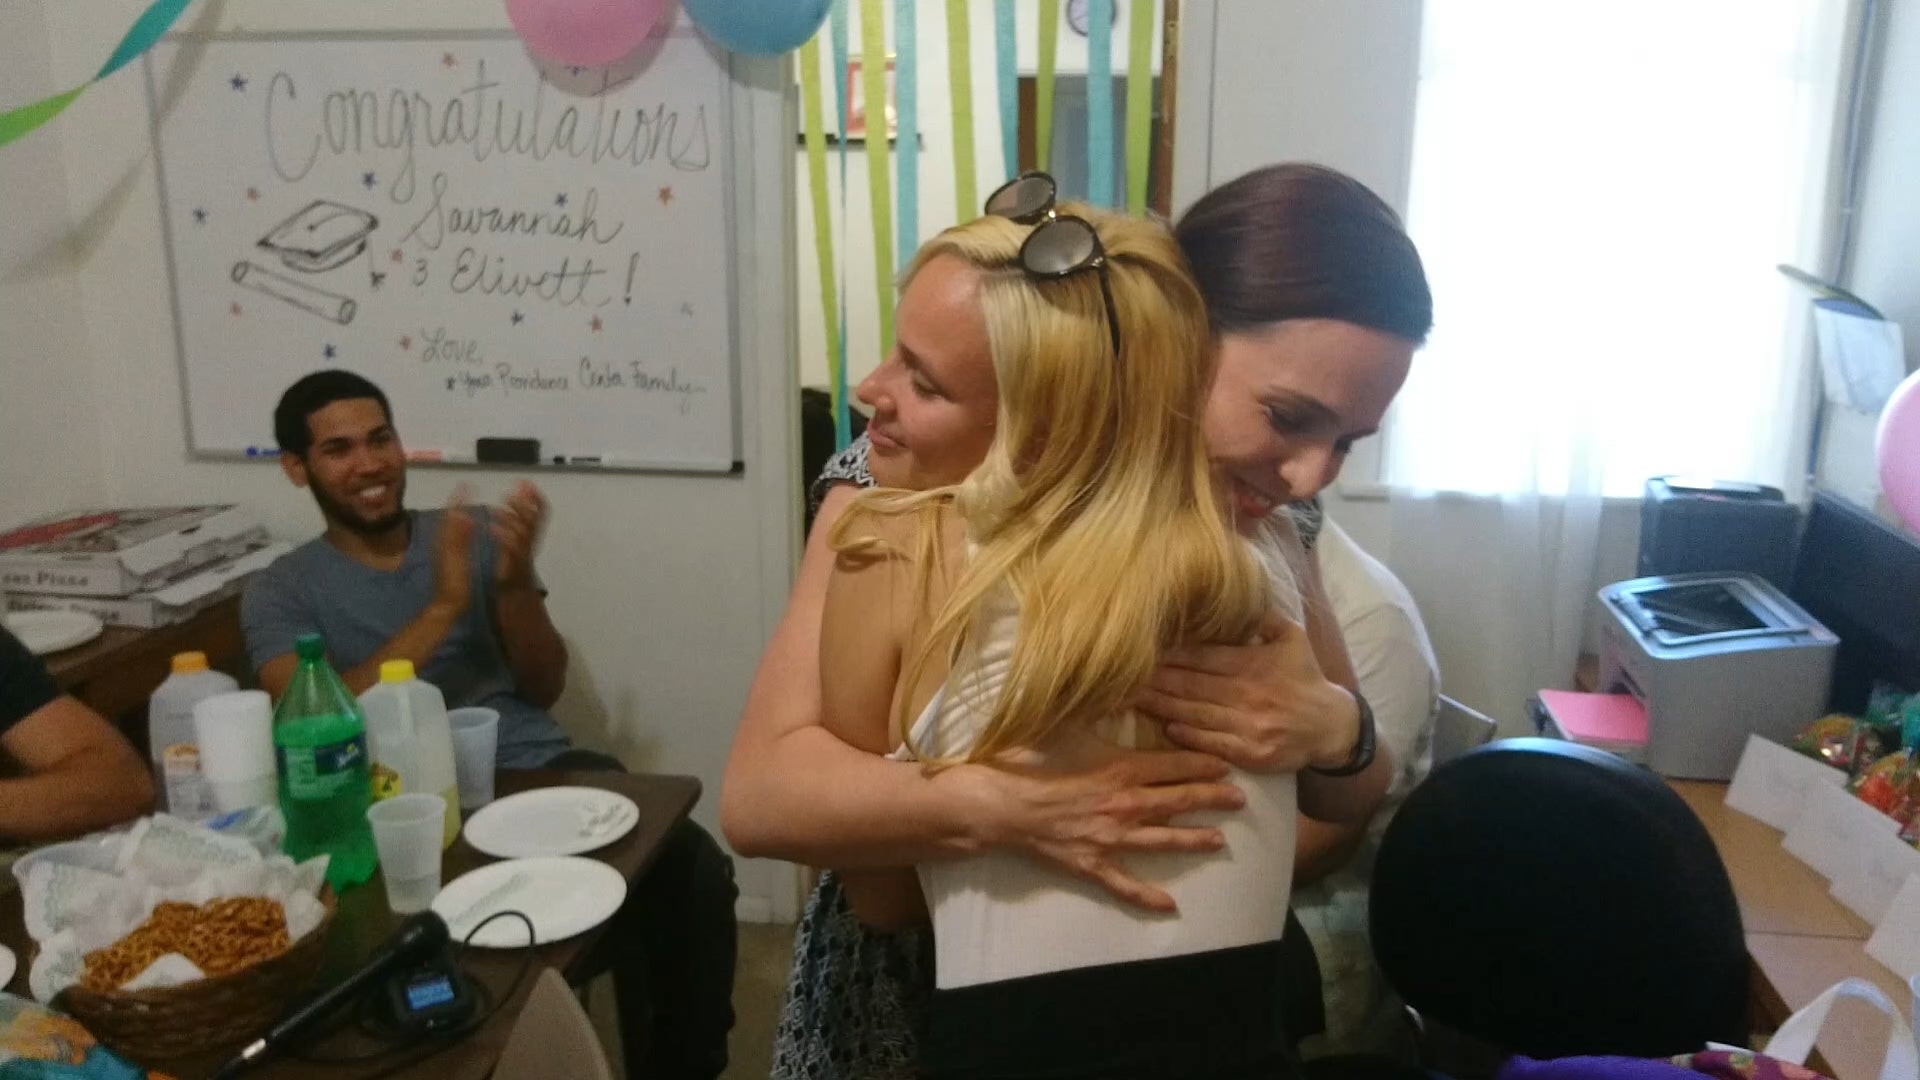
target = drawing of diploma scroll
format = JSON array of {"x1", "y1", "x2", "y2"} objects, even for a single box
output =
[{"x1": 232, "y1": 260, "x2": 359, "y2": 325}]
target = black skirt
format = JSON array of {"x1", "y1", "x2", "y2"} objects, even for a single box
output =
[{"x1": 918, "y1": 941, "x2": 1304, "y2": 1080}]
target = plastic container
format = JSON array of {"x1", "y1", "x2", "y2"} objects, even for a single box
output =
[
  {"x1": 145, "y1": 652, "x2": 237, "y2": 819},
  {"x1": 357, "y1": 660, "x2": 461, "y2": 848},
  {"x1": 273, "y1": 633, "x2": 376, "y2": 890}
]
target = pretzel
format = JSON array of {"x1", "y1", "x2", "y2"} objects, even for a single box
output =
[{"x1": 80, "y1": 897, "x2": 291, "y2": 992}]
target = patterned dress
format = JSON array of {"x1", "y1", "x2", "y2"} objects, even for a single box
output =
[{"x1": 770, "y1": 435, "x2": 1324, "y2": 1078}]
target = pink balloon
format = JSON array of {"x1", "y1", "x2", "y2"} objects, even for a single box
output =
[
  {"x1": 505, "y1": 0, "x2": 668, "y2": 68},
  {"x1": 1877, "y1": 368, "x2": 1920, "y2": 532}
]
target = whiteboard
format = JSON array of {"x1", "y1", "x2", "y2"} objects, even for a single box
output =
[{"x1": 147, "y1": 32, "x2": 739, "y2": 470}]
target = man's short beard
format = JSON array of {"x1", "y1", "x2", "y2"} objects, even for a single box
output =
[{"x1": 310, "y1": 480, "x2": 407, "y2": 537}]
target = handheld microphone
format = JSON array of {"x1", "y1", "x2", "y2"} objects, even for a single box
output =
[{"x1": 209, "y1": 911, "x2": 452, "y2": 1079}]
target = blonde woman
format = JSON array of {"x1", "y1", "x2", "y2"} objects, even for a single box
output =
[{"x1": 820, "y1": 193, "x2": 1313, "y2": 1079}]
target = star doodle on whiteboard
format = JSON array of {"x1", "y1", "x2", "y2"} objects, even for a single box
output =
[
  {"x1": 590, "y1": 315, "x2": 603, "y2": 333},
  {"x1": 246, "y1": 187, "x2": 260, "y2": 201},
  {"x1": 679, "y1": 302, "x2": 694, "y2": 317},
  {"x1": 556, "y1": 193, "x2": 568, "y2": 207},
  {"x1": 230, "y1": 302, "x2": 242, "y2": 317},
  {"x1": 442, "y1": 52, "x2": 458, "y2": 68},
  {"x1": 390, "y1": 248, "x2": 404, "y2": 263},
  {"x1": 658, "y1": 186, "x2": 673, "y2": 206},
  {"x1": 362, "y1": 171, "x2": 377, "y2": 190},
  {"x1": 511, "y1": 311, "x2": 525, "y2": 325},
  {"x1": 192, "y1": 208, "x2": 208, "y2": 224},
  {"x1": 230, "y1": 74, "x2": 247, "y2": 91},
  {"x1": 400, "y1": 335, "x2": 412, "y2": 351},
  {"x1": 323, "y1": 344, "x2": 337, "y2": 360}
]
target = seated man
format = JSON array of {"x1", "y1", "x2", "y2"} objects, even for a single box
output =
[
  {"x1": 0, "y1": 626, "x2": 155, "y2": 843},
  {"x1": 241, "y1": 371, "x2": 737, "y2": 1080},
  {"x1": 1292, "y1": 517, "x2": 1440, "y2": 1059}
]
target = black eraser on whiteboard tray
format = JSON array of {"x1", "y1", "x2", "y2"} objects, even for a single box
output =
[{"x1": 475, "y1": 437, "x2": 541, "y2": 465}]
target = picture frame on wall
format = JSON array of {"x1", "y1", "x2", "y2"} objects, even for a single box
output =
[{"x1": 844, "y1": 56, "x2": 897, "y2": 142}]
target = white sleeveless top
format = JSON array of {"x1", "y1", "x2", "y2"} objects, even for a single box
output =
[{"x1": 898, "y1": 521, "x2": 1304, "y2": 990}]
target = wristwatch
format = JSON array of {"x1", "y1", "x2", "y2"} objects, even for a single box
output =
[{"x1": 1310, "y1": 692, "x2": 1377, "y2": 777}]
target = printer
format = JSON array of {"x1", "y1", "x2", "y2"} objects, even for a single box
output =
[{"x1": 1597, "y1": 571, "x2": 1838, "y2": 780}]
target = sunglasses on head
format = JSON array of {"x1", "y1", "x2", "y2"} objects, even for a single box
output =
[{"x1": 983, "y1": 171, "x2": 1121, "y2": 358}]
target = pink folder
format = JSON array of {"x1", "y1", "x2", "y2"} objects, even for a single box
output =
[{"x1": 1537, "y1": 690, "x2": 1649, "y2": 751}]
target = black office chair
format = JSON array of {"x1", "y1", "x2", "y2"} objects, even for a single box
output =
[{"x1": 1368, "y1": 739, "x2": 1749, "y2": 1065}]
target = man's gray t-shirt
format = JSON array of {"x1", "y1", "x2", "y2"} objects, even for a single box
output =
[{"x1": 240, "y1": 509, "x2": 571, "y2": 768}]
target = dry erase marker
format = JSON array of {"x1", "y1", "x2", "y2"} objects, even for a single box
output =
[{"x1": 553, "y1": 455, "x2": 603, "y2": 465}]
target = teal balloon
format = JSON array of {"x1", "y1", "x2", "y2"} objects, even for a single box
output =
[{"x1": 684, "y1": 0, "x2": 830, "y2": 55}]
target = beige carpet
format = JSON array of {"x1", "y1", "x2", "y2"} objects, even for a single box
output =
[
  {"x1": 584, "y1": 920, "x2": 796, "y2": 1079},
  {"x1": 727, "y1": 922, "x2": 798, "y2": 1078}
]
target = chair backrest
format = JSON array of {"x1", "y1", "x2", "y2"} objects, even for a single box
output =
[
  {"x1": 492, "y1": 968, "x2": 615, "y2": 1080},
  {"x1": 1370, "y1": 738, "x2": 1748, "y2": 1061},
  {"x1": 1431, "y1": 694, "x2": 1498, "y2": 765}
]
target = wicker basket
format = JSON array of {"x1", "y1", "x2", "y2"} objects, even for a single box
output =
[{"x1": 50, "y1": 887, "x2": 337, "y2": 1064}]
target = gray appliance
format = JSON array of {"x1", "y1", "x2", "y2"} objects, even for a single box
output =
[{"x1": 1598, "y1": 572, "x2": 1838, "y2": 780}]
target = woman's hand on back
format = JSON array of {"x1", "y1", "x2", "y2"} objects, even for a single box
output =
[
  {"x1": 949, "y1": 749, "x2": 1247, "y2": 913},
  {"x1": 1134, "y1": 611, "x2": 1361, "y2": 774}
]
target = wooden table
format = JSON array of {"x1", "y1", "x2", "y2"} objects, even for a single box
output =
[
  {"x1": 41, "y1": 595, "x2": 250, "y2": 752},
  {"x1": 1672, "y1": 780, "x2": 1909, "y2": 1080},
  {"x1": 1, "y1": 768, "x2": 700, "y2": 1079}
]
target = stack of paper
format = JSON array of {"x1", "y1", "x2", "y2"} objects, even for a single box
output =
[{"x1": 1536, "y1": 690, "x2": 1649, "y2": 762}]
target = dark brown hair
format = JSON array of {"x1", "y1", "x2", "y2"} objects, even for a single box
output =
[
  {"x1": 273, "y1": 370, "x2": 392, "y2": 457},
  {"x1": 1175, "y1": 163, "x2": 1433, "y2": 343}
]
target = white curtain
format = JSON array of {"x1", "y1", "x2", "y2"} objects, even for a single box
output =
[{"x1": 1384, "y1": 0, "x2": 1855, "y2": 727}]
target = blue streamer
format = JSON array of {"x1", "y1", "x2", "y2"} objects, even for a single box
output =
[
  {"x1": 829, "y1": 0, "x2": 851, "y2": 448},
  {"x1": 994, "y1": 0, "x2": 1018, "y2": 180},
  {"x1": 895, "y1": 0, "x2": 920, "y2": 268},
  {"x1": 1085, "y1": 0, "x2": 1114, "y2": 207},
  {"x1": 96, "y1": 0, "x2": 193, "y2": 80}
]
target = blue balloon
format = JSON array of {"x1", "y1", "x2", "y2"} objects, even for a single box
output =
[{"x1": 684, "y1": 0, "x2": 830, "y2": 55}]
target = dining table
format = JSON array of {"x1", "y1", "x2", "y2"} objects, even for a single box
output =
[{"x1": 0, "y1": 767, "x2": 700, "y2": 1079}]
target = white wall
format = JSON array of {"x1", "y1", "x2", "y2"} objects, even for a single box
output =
[
  {"x1": 795, "y1": 0, "x2": 1163, "y2": 392},
  {"x1": 1818, "y1": 0, "x2": 1920, "y2": 525},
  {"x1": 25, "y1": 0, "x2": 800, "y2": 919},
  {"x1": 0, "y1": 2, "x2": 107, "y2": 521}
]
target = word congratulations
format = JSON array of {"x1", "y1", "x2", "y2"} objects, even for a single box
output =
[{"x1": 265, "y1": 62, "x2": 711, "y2": 202}]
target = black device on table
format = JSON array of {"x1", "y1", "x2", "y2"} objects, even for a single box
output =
[
  {"x1": 209, "y1": 909, "x2": 535, "y2": 1078},
  {"x1": 380, "y1": 954, "x2": 481, "y2": 1036}
]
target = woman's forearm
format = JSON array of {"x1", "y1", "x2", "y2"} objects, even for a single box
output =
[{"x1": 724, "y1": 723, "x2": 994, "y2": 867}]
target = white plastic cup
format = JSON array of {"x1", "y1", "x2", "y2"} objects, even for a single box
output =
[
  {"x1": 367, "y1": 793, "x2": 447, "y2": 914},
  {"x1": 192, "y1": 691, "x2": 276, "y2": 810},
  {"x1": 447, "y1": 707, "x2": 500, "y2": 811}
]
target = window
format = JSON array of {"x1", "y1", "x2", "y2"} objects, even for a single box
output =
[{"x1": 1384, "y1": 0, "x2": 1853, "y2": 497}]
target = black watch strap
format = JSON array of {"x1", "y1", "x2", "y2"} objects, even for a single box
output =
[{"x1": 1310, "y1": 692, "x2": 1377, "y2": 778}]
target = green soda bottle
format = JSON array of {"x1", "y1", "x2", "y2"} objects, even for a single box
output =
[{"x1": 274, "y1": 633, "x2": 377, "y2": 889}]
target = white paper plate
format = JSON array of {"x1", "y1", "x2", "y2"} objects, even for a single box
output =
[
  {"x1": 432, "y1": 856, "x2": 627, "y2": 948},
  {"x1": 3, "y1": 610, "x2": 104, "y2": 655},
  {"x1": 462, "y1": 786, "x2": 639, "y2": 858},
  {"x1": 0, "y1": 943, "x2": 15, "y2": 991}
]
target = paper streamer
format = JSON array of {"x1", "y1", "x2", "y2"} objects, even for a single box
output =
[
  {"x1": 1125, "y1": 0, "x2": 1155, "y2": 212},
  {"x1": 0, "y1": 0, "x2": 194, "y2": 148},
  {"x1": 859, "y1": 0, "x2": 895, "y2": 356},
  {"x1": 1035, "y1": 0, "x2": 1060, "y2": 171},
  {"x1": 829, "y1": 0, "x2": 852, "y2": 448},
  {"x1": 1085, "y1": 0, "x2": 1115, "y2": 207},
  {"x1": 894, "y1": 0, "x2": 920, "y2": 268},
  {"x1": 798, "y1": 39, "x2": 845, "y2": 444},
  {"x1": 994, "y1": 0, "x2": 1019, "y2": 179},
  {"x1": 946, "y1": 0, "x2": 978, "y2": 218}
]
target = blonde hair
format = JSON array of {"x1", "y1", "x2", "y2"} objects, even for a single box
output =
[{"x1": 833, "y1": 206, "x2": 1270, "y2": 764}]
